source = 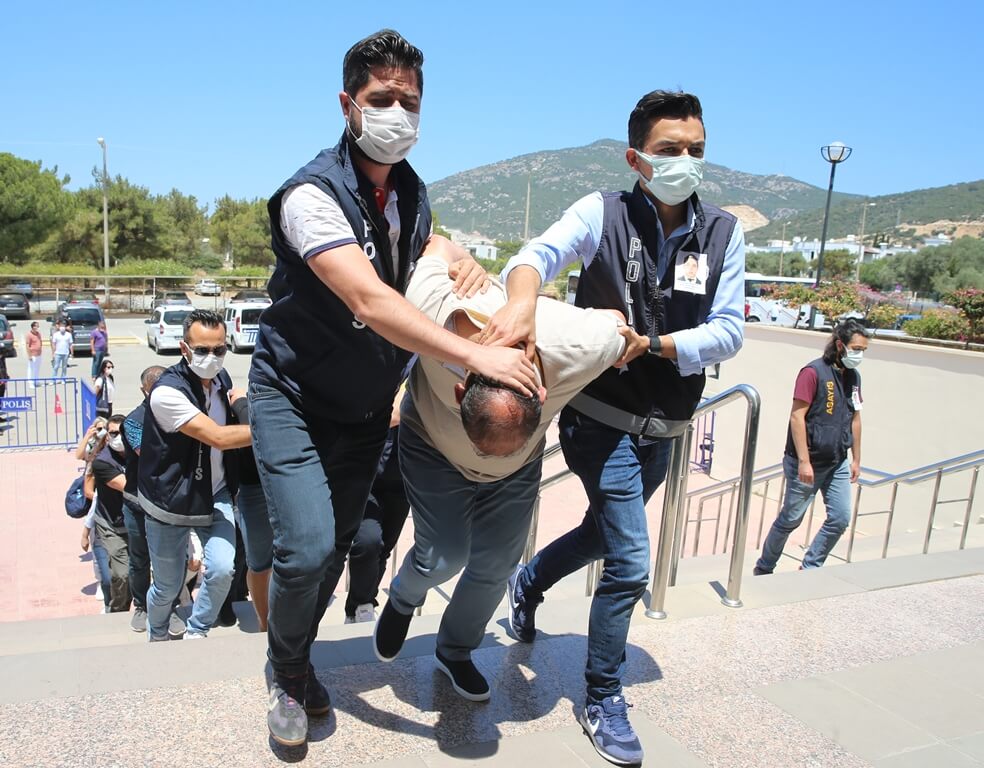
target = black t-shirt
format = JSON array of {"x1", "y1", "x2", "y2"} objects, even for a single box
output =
[{"x1": 92, "y1": 445, "x2": 127, "y2": 530}]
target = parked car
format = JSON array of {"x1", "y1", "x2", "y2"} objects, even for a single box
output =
[
  {"x1": 224, "y1": 300, "x2": 271, "y2": 352},
  {"x1": 145, "y1": 306, "x2": 194, "y2": 352},
  {"x1": 0, "y1": 292, "x2": 30, "y2": 320},
  {"x1": 150, "y1": 291, "x2": 193, "y2": 311},
  {"x1": 48, "y1": 302, "x2": 105, "y2": 355},
  {"x1": 231, "y1": 289, "x2": 269, "y2": 303},
  {"x1": 4, "y1": 281, "x2": 33, "y2": 300},
  {"x1": 194, "y1": 279, "x2": 222, "y2": 296},
  {"x1": 0, "y1": 314, "x2": 17, "y2": 357}
]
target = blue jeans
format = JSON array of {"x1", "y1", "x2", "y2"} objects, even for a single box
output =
[
  {"x1": 249, "y1": 382, "x2": 390, "y2": 678},
  {"x1": 123, "y1": 501, "x2": 150, "y2": 611},
  {"x1": 388, "y1": 425, "x2": 541, "y2": 660},
  {"x1": 757, "y1": 455, "x2": 852, "y2": 572},
  {"x1": 144, "y1": 488, "x2": 235, "y2": 640},
  {"x1": 52, "y1": 353, "x2": 68, "y2": 379},
  {"x1": 520, "y1": 407, "x2": 671, "y2": 704},
  {"x1": 91, "y1": 528, "x2": 112, "y2": 609},
  {"x1": 91, "y1": 350, "x2": 106, "y2": 379},
  {"x1": 236, "y1": 482, "x2": 274, "y2": 572}
]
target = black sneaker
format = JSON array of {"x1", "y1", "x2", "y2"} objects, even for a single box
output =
[
  {"x1": 507, "y1": 564, "x2": 543, "y2": 643},
  {"x1": 267, "y1": 678, "x2": 308, "y2": 747},
  {"x1": 215, "y1": 602, "x2": 238, "y2": 627},
  {"x1": 373, "y1": 600, "x2": 413, "y2": 662},
  {"x1": 434, "y1": 650, "x2": 491, "y2": 702},
  {"x1": 304, "y1": 666, "x2": 331, "y2": 717},
  {"x1": 752, "y1": 566, "x2": 772, "y2": 576}
]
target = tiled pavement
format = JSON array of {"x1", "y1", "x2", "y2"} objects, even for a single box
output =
[{"x1": 0, "y1": 550, "x2": 982, "y2": 767}]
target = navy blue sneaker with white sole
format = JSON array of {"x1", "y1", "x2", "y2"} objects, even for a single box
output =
[
  {"x1": 579, "y1": 694, "x2": 644, "y2": 766},
  {"x1": 506, "y1": 563, "x2": 542, "y2": 643}
]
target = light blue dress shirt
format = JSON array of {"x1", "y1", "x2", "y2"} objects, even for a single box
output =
[{"x1": 501, "y1": 190, "x2": 745, "y2": 376}]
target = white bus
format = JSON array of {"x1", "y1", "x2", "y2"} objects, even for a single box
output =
[{"x1": 744, "y1": 273, "x2": 824, "y2": 328}]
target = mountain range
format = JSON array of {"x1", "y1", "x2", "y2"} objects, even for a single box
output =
[{"x1": 428, "y1": 139, "x2": 984, "y2": 245}]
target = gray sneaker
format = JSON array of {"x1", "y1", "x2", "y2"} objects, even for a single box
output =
[
  {"x1": 168, "y1": 611, "x2": 186, "y2": 639},
  {"x1": 268, "y1": 681, "x2": 308, "y2": 747},
  {"x1": 130, "y1": 608, "x2": 147, "y2": 633}
]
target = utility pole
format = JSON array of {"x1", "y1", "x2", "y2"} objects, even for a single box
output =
[
  {"x1": 97, "y1": 138, "x2": 111, "y2": 305},
  {"x1": 522, "y1": 173, "x2": 531, "y2": 243},
  {"x1": 855, "y1": 201, "x2": 876, "y2": 282},
  {"x1": 779, "y1": 220, "x2": 788, "y2": 276}
]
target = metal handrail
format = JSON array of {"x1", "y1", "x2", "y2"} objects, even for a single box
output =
[
  {"x1": 648, "y1": 384, "x2": 761, "y2": 614},
  {"x1": 858, "y1": 449, "x2": 984, "y2": 488},
  {"x1": 846, "y1": 450, "x2": 984, "y2": 561},
  {"x1": 523, "y1": 384, "x2": 762, "y2": 615}
]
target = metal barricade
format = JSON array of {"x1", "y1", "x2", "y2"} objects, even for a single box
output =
[{"x1": 0, "y1": 377, "x2": 81, "y2": 450}]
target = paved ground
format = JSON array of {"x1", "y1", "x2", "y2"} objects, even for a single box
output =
[{"x1": 1, "y1": 552, "x2": 982, "y2": 767}]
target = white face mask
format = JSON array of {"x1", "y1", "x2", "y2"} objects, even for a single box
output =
[
  {"x1": 634, "y1": 150, "x2": 705, "y2": 206},
  {"x1": 348, "y1": 100, "x2": 420, "y2": 165},
  {"x1": 109, "y1": 435, "x2": 125, "y2": 452},
  {"x1": 184, "y1": 348, "x2": 225, "y2": 380},
  {"x1": 841, "y1": 349, "x2": 864, "y2": 369}
]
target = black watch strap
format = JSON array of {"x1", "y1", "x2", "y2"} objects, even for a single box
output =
[{"x1": 648, "y1": 335, "x2": 662, "y2": 357}]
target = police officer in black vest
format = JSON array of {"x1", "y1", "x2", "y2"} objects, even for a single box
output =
[
  {"x1": 490, "y1": 91, "x2": 746, "y2": 765},
  {"x1": 755, "y1": 318, "x2": 869, "y2": 575},
  {"x1": 138, "y1": 310, "x2": 252, "y2": 642},
  {"x1": 247, "y1": 29, "x2": 537, "y2": 748}
]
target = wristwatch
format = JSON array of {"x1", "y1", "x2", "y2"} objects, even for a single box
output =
[{"x1": 648, "y1": 335, "x2": 663, "y2": 357}]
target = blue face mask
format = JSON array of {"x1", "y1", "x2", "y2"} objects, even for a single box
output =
[{"x1": 634, "y1": 150, "x2": 705, "y2": 206}]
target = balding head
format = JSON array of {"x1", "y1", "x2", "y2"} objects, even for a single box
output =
[{"x1": 455, "y1": 375, "x2": 545, "y2": 458}]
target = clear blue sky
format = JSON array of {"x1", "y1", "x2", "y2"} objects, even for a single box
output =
[{"x1": 3, "y1": 0, "x2": 981, "y2": 211}]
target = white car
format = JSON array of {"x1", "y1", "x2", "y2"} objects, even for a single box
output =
[
  {"x1": 194, "y1": 279, "x2": 222, "y2": 296},
  {"x1": 224, "y1": 300, "x2": 271, "y2": 352},
  {"x1": 146, "y1": 306, "x2": 194, "y2": 352}
]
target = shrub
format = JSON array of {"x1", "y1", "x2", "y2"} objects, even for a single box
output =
[
  {"x1": 902, "y1": 309, "x2": 970, "y2": 340},
  {"x1": 942, "y1": 288, "x2": 984, "y2": 342},
  {"x1": 865, "y1": 303, "x2": 903, "y2": 329}
]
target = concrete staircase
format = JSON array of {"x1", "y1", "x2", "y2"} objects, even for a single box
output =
[{"x1": 2, "y1": 548, "x2": 984, "y2": 767}]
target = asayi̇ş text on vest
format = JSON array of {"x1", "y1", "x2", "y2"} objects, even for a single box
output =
[{"x1": 785, "y1": 358, "x2": 860, "y2": 467}]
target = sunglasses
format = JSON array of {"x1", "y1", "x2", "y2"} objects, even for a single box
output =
[{"x1": 186, "y1": 345, "x2": 228, "y2": 357}]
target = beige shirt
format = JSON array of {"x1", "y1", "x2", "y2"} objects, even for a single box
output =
[{"x1": 402, "y1": 255, "x2": 625, "y2": 483}]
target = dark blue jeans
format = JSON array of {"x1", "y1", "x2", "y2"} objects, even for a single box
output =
[
  {"x1": 345, "y1": 426, "x2": 410, "y2": 616},
  {"x1": 123, "y1": 501, "x2": 150, "y2": 611},
  {"x1": 522, "y1": 407, "x2": 671, "y2": 704},
  {"x1": 249, "y1": 382, "x2": 390, "y2": 678}
]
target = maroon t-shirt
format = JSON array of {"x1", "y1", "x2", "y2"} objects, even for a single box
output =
[{"x1": 792, "y1": 366, "x2": 862, "y2": 405}]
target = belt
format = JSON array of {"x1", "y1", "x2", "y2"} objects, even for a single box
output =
[{"x1": 569, "y1": 393, "x2": 691, "y2": 439}]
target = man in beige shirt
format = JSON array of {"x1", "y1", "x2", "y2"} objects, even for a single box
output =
[{"x1": 372, "y1": 246, "x2": 645, "y2": 702}]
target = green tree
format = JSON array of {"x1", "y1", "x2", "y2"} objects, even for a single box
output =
[
  {"x1": 156, "y1": 189, "x2": 209, "y2": 261},
  {"x1": 431, "y1": 211, "x2": 450, "y2": 239},
  {"x1": 210, "y1": 197, "x2": 273, "y2": 267},
  {"x1": 0, "y1": 153, "x2": 73, "y2": 264},
  {"x1": 745, "y1": 252, "x2": 779, "y2": 274},
  {"x1": 818, "y1": 248, "x2": 855, "y2": 280},
  {"x1": 494, "y1": 240, "x2": 524, "y2": 260},
  {"x1": 859, "y1": 255, "x2": 902, "y2": 292}
]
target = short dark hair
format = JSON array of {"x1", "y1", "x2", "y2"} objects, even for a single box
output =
[
  {"x1": 459, "y1": 375, "x2": 541, "y2": 451},
  {"x1": 628, "y1": 90, "x2": 704, "y2": 150},
  {"x1": 823, "y1": 318, "x2": 870, "y2": 365},
  {"x1": 108, "y1": 414, "x2": 125, "y2": 427},
  {"x1": 141, "y1": 365, "x2": 166, "y2": 390},
  {"x1": 684, "y1": 253, "x2": 699, "y2": 265},
  {"x1": 183, "y1": 309, "x2": 225, "y2": 341},
  {"x1": 343, "y1": 29, "x2": 424, "y2": 97}
]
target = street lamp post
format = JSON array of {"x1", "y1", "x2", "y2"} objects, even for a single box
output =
[
  {"x1": 809, "y1": 141, "x2": 852, "y2": 329},
  {"x1": 96, "y1": 138, "x2": 110, "y2": 302},
  {"x1": 855, "y1": 201, "x2": 876, "y2": 282},
  {"x1": 779, "y1": 220, "x2": 788, "y2": 276}
]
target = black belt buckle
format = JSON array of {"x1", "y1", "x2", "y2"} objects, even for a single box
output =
[{"x1": 639, "y1": 413, "x2": 653, "y2": 438}]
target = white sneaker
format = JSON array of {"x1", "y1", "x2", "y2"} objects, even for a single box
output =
[
  {"x1": 353, "y1": 603, "x2": 377, "y2": 623},
  {"x1": 185, "y1": 631, "x2": 207, "y2": 640}
]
